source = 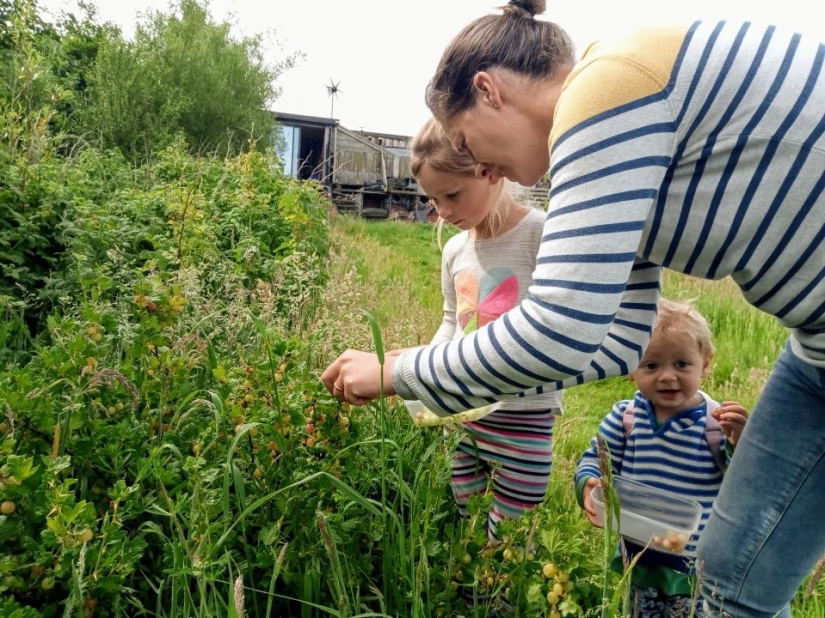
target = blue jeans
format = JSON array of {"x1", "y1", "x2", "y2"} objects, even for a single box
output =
[{"x1": 698, "y1": 340, "x2": 825, "y2": 618}]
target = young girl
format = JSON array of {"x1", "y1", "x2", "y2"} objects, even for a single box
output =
[
  {"x1": 409, "y1": 114, "x2": 562, "y2": 610},
  {"x1": 410, "y1": 117, "x2": 563, "y2": 536}
]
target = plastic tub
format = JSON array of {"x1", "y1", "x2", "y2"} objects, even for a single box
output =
[
  {"x1": 590, "y1": 476, "x2": 702, "y2": 554},
  {"x1": 404, "y1": 400, "x2": 501, "y2": 427}
]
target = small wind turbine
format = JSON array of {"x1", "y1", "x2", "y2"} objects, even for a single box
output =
[{"x1": 326, "y1": 78, "x2": 342, "y2": 119}]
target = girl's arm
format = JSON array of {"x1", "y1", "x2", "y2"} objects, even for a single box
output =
[
  {"x1": 386, "y1": 251, "x2": 456, "y2": 358},
  {"x1": 430, "y1": 246, "x2": 458, "y2": 345},
  {"x1": 391, "y1": 56, "x2": 677, "y2": 415}
]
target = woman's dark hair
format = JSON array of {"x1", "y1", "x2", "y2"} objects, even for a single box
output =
[{"x1": 426, "y1": 1, "x2": 574, "y2": 118}]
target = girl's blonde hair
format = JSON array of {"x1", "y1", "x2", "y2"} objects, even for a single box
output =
[
  {"x1": 410, "y1": 117, "x2": 476, "y2": 177},
  {"x1": 410, "y1": 117, "x2": 515, "y2": 246}
]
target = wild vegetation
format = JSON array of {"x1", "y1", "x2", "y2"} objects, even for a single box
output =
[{"x1": 0, "y1": 2, "x2": 822, "y2": 617}]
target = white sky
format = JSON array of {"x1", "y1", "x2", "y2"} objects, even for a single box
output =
[{"x1": 39, "y1": 0, "x2": 825, "y2": 137}]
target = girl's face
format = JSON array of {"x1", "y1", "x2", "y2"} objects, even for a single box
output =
[{"x1": 416, "y1": 164, "x2": 501, "y2": 232}]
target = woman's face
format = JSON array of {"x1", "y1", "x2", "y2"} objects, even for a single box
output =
[
  {"x1": 443, "y1": 106, "x2": 549, "y2": 187},
  {"x1": 440, "y1": 69, "x2": 566, "y2": 187}
]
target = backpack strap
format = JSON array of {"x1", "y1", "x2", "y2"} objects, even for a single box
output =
[
  {"x1": 622, "y1": 400, "x2": 635, "y2": 437},
  {"x1": 698, "y1": 390, "x2": 728, "y2": 474}
]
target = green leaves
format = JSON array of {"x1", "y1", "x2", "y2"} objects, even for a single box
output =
[
  {"x1": 1, "y1": 454, "x2": 36, "y2": 483},
  {"x1": 80, "y1": 0, "x2": 295, "y2": 160}
]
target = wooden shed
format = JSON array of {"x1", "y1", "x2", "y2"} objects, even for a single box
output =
[
  {"x1": 274, "y1": 111, "x2": 425, "y2": 218},
  {"x1": 274, "y1": 111, "x2": 336, "y2": 182},
  {"x1": 273, "y1": 111, "x2": 549, "y2": 218}
]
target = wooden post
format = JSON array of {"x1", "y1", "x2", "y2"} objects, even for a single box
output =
[
  {"x1": 322, "y1": 126, "x2": 331, "y2": 183},
  {"x1": 332, "y1": 126, "x2": 338, "y2": 185}
]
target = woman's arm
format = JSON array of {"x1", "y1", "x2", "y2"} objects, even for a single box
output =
[
  {"x1": 507, "y1": 260, "x2": 662, "y2": 399},
  {"x1": 391, "y1": 57, "x2": 678, "y2": 414}
]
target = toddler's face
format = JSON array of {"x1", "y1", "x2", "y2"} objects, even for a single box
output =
[{"x1": 630, "y1": 332, "x2": 711, "y2": 415}]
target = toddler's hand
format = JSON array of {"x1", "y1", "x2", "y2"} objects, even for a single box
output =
[
  {"x1": 582, "y1": 477, "x2": 603, "y2": 528},
  {"x1": 712, "y1": 401, "x2": 749, "y2": 447}
]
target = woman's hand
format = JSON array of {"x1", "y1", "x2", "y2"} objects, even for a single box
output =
[{"x1": 321, "y1": 350, "x2": 398, "y2": 405}]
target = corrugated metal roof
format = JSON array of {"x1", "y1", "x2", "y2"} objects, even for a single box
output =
[{"x1": 273, "y1": 111, "x2": 339, "y2": 126}]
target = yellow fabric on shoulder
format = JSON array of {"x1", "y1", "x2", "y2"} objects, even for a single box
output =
[{"x1": 549, "y1": 23, "x2": 692, "y2": 150}]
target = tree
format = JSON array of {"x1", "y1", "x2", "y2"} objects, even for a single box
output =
[{"x1": 82, "y1": 0, "x2": 299, "y2": 160}]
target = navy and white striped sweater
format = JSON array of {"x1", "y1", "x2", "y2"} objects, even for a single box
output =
[
  {"x1": 575, "y1": 392, "x2": 728, "y2": 557},
  {"x1": 392, "y1": 20, "x2": 825, "y2": 415}
]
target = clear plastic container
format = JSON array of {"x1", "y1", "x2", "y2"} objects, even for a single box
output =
[
  {"x1": 590, "y1": 476, "x2": 702, "y2": 555},
  {"x1": 404, "y1": 400, "x2": 501, "y2": 427}
]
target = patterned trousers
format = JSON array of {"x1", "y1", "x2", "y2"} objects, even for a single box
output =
[{"x1": 451, "y1": 408, "x2": 556, "y2": 539}]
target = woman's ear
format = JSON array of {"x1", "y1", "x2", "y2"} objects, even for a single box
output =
[
  {"x1": 471, "y1": 71, "x2": 503, "y2": 109},
  {"x1": 486, "y1": 173, "x2": 503, "y2": 186}
]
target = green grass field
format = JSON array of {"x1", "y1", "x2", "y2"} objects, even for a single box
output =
[{"x1": 327, "y1": 214, "x2": 824, "y2": 618}]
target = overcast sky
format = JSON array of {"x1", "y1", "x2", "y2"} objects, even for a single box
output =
[{"x1": 39, "y1": 0, "x2": 825, "y2": 136}]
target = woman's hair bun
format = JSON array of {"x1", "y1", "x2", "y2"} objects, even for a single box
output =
[{"x1": 502, "y1": 0, "x2": 546, "y2": 19}]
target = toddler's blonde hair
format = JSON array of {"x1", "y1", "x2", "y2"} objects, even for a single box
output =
[{"x1": 654, "y1": 298, "x2": 715, "y2": 360}]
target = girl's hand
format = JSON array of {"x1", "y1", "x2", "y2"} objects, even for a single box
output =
[
  {"x1": 321, "y1": 350, "x2": 398, "y2": 405},
  {"x1": 582, "y1": 477, "x2": 603, "y2": 528},
  {"x1": 712, "y1": 401, "x2": 750, "y2": 447}
]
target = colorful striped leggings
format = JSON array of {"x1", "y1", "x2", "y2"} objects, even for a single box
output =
[{"x1": 451, "y1": 408, "x2": 557, "y2": 540}]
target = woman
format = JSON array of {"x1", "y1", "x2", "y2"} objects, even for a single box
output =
[{"x1": 322, "y1": 2, "x2": 825, "y2": 616}]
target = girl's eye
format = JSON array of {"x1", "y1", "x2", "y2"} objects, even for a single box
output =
[
  {"x1": 643, "y1": 362, "x2": 657, "y2": 371},
  {"x1": 446, "y1": 192, "x2": 459, "y2": 200},
  {"x1": 676, "y1": 360, "x2": 690, "y2": 369}
]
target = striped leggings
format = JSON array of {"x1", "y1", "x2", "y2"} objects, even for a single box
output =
[{"x1": 451, "y1": 408, "x2": 556, "y2": 540}]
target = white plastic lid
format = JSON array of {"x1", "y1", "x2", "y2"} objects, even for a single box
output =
[{"x1": 404, "y1": 399, "x2": 501, "y2": 427}]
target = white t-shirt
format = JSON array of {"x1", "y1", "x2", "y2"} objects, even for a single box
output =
[{"x1": 432, "y1": 208, "x2": 563, "y2": 412}]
